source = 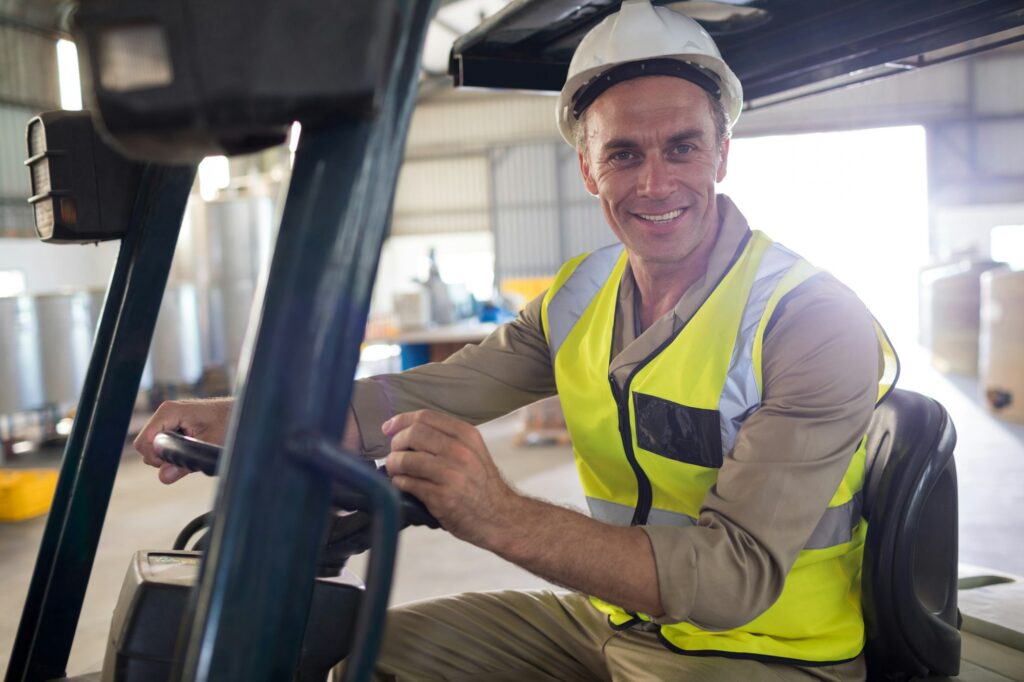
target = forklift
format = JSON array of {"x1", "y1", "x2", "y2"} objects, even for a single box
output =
[{"x1": 6, "y1": 1, "x2": 1024, "y2": 681}]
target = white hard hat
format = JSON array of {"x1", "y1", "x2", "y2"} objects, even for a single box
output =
[{"x1": 556, "y1": 0, "x2": 743, "y2": 147}]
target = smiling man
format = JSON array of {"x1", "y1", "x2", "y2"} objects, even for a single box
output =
[{"x1": 136, "y1": 1, "x2": 896, "y2": 679}]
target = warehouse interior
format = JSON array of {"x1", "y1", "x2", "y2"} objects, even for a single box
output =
[{"x1": 1, "y1": 0, "x2": 1024, "y2": 679}]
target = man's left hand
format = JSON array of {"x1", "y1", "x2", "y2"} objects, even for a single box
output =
[{"x1": 383, "y1": 410, "x2": 519, "y2": 547}]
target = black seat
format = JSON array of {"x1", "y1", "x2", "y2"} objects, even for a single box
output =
[{"x1": 861, "y1": 388, "x2": 961, "y2": 680}]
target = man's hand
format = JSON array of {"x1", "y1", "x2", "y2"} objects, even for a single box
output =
[
  {"x1": 133, "y1": 398, "x2": 234, "y2": 484},
  {"x1": 382, "y1": 409, "x2": 664, "y2": 617},
  {"x1": 383, "y1": 410, "x2": 519, "y2": 548}
]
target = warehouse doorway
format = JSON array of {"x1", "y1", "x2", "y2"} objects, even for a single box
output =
[{"x1": 719, "y1": 125, "x2": 929, "y2": 351}]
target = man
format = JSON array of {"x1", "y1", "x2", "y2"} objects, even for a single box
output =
[{"x1": 136, "y1": 1, "x2": 895, "y2": 679}]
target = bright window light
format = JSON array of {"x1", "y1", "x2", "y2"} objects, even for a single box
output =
[
  {"x1": 288, "y1": 121, "x2": 302, "y2": 153},
  {"x1": 198, "y1": 156, "x2": 231, "y2": 200},
  {"x1": 56, "y1": 39, "x2": 83, "y2": 111},
  {"x1": 361, "y1": 344, "x2": 401, "y2": 362},
  {"x1": 288, "y1": 121, "x2": 302, "y2": 169},
  {"x1": 0, "y1": 270, "x2": 27, "y2": 297},
  {"x1": 719, "y1": 125, "x2": 929, "y2": 348},
  {"x1": 991, "y1": 224, "x2": 1024, "y2": 270}
]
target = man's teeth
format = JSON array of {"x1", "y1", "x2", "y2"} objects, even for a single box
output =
[{"x1": 638, "y1": 209, "x2": 683, "y2": 222}]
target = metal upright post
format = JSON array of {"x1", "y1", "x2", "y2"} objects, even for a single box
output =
[
  {"x1": 6, "y1": 164, "x2": 196, "y2": 682},
  {"x1": 177, "y1": 1, "x2": 435, "y2": 680}
]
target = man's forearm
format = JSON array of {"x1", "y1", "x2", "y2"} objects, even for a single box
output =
[
  {"x1": 381, "y1": 410, "x2": 665, "y2": 618},
  {"x1": 482, "y1": 495, "x2": 665, "y2": 618}
]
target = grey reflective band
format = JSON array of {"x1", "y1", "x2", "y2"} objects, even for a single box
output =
[
  {"x1": 805, "y1": 491, "x2": 863, "y2": 550},
  {"x1": 589, "y1": 494, "x2": 862, "y2": 550},
  {"x1": 718, "y1": 243, "x2": 800, "y2": 454},
  {"x1": 587, "y1": 497, "x2": 697, "y2": 528},
  {"x1": 546, "y1": 243, "x2": 625, "y2": 359}
]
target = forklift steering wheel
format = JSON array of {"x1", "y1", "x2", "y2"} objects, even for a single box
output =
[{"x1": 153, "y1": 430, "x2": 440, "y2": 528}]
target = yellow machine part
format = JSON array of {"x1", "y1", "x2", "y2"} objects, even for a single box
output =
[
  {"x1": 0, "y1": 469, "x2": 59, "y2": 522},
  {"x1": 501, "y1": 277, "x2": 554, "y2": 310}
]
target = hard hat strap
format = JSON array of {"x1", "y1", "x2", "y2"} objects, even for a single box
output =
[{"x1": 571, "y1": 58, "x2": 722, "y2": 119}]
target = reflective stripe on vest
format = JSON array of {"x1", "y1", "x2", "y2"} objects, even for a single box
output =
[
  {"x1": 545, "y1": 243, "x2": 625, "y2": 359},
  {"x1": 586, "y1": 490, "x2": 863, "y2": 550},
  {"x1": 718, "y1": 242, "x2": 800, "y2": 453}
]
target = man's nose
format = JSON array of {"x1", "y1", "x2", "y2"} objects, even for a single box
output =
[{"x1": 636, "y1": 157, "x2": 674, "y2": 199}]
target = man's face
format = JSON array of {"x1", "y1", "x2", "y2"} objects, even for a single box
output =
[{"x1": 579, "y1": 76, "x2": 730, "y2": 268}]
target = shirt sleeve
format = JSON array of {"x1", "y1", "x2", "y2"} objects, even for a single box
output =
[
  {"x1": 642, "y1": 274, "x2": 883, "y2": 629},
  {"x1": 351, "y1": 292, "x2": 557, "y2": 457}
]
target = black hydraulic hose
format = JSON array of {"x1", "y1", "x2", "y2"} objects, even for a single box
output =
[
  {"x1": 173, "y1": 512, "x2": 213, "y2": 551},
  {"x1": 294, "y1": 437, "x2": 401, "y2": 682}
]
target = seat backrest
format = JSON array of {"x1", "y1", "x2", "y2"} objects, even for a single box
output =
[{"x1": 861, "y1": 388, "x2": 961, "y2": 679}]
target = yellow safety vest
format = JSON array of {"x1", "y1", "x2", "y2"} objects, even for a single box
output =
[{"x1": 541, "y1": 230, "x2": 898, "y2": 665}]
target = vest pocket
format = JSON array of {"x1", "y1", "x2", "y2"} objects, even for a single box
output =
[{"x1": 633, "y1": 392, "x2": 723, "y2": 468}]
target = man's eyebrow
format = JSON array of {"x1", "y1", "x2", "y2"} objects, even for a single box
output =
[
  {"x1": 601, "y1": 137, "x2": 639, "y2": 152},
  {"x1": 666, "y1": 129, "x2": 705, "y2": 145},
  {"x1": 600, "y1": 128, "x2": 709, "y2": 153}
]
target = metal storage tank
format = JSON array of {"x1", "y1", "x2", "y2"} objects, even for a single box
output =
[
  {"x1": 0, "y1": 296, "x2": 45, "y2": 415},
  {"x1": 919, "y1": 259, "x2": 1005, "y2": 375},
  {"x1": 203, "y1": 196, "x2": 274, "y2": 383},
  {"x1": 34, "y1": 291, "x2": 98, "y2": 408},
  {"x1": 150, "y1": 284, "x2": 204, "y2": 386},
  {"x1": 980, "y1": 269, "x2": 1024, "y2": 424},
  {"x1": 207, "y1": 279, "x2": 259, "y2": 383}
]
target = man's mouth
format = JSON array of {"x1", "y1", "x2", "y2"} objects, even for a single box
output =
[{"x1": 636, "y1": 208, "x2": 684, "y2": 224}]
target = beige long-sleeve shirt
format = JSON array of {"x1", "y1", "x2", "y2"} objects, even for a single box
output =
[{"x1": 352, "y1": 194, "x2": 883, "y2": 639}]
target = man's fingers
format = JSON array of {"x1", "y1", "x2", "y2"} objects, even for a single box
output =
[
  {"x1": 134, "y1": 404, "x2": 187, "y2": 466},
  {"x1": 158, "y1": 462, "x2": 189, "y2": 485},
  {"x1": 389, "y1": 422, "x2": 466, "y2": 461},
  {"x1": 383, "y1": 410, "x2": 483, "y2": 451},
  {"x1": 385, "y1": 450, "x2": 448, "y2": 485},
  {"x1": 390, "y1": 474, "x2": 441, "y2": 509}
]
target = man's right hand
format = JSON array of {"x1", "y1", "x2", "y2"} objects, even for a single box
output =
[{"x1": 133, "y1": 397, "x2": 234, "y2": 484}]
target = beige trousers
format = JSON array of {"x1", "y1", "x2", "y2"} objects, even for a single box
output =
[{"x1": 365, "y1": 590, "x2": 866, "y2": 682}]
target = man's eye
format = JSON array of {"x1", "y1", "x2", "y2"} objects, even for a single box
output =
[
  {"x1": 610, "y1": 150, "x2": 637, "y2": 162},
  {"x1": 672, "y1": 144, "x2": 694, "y2": 156}
]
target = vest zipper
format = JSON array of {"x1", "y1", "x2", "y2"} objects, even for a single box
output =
[
  {"x1": 609, "y1": 375, "x2": 652, "y2": 526},
  {"x1": 601, "y1": 232, "x2": 751, "y2": 529}
]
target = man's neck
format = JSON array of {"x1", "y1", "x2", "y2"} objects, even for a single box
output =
[{"x1": 632, "y1": 217, "x2": 722, "y2": 333}]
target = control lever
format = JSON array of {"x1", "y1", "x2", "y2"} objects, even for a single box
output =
[{"x1": 154, "y1": 431, "x2": 219, "y2": 475}]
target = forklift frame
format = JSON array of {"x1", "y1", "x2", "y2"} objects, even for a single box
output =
[{"x1": 7, "y1": 1, "x2": 435, "y2": 680}]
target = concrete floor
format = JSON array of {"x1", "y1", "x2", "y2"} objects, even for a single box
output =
[{"x1": 1, "y1": 343, "x2": 1022, "y2": 677}]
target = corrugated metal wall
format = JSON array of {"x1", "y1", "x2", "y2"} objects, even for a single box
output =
[
  {"x1": 491, "y1": 141, "x2": 611, "y2": 280},
  {"x1": 390, "y1": 132, "x2": 612, "y2": 280},
  {"x1": 406, "y1": 92, "x2": 558, "y2": 155},
  {"x1": 0, "y1": 104, "x2": 36, "y2": 232},
  {"x1": 0, "y1": 25, "x2": 59, "y2": 106},
  {"x1": 0, "y1": 24, "x2": 60, "y2": 237},
  {"x1": 392, "y1": 154, "x2": 490, "y2": 235}
]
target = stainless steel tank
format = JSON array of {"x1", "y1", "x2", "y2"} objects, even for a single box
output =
[
  {"x1": 0, "y1": 295, "x2": 45, "y2": 414},
  {"x1": 205, "y1": 196, "x2": 275, "y2": 286},
  {"x1": 34, "y1": 290, "x2": 98, "y2": 408},
  {"x1": 150, "y1": 283, "x2": 204, "y2": 386},
  {"x1": 203, "y1": 196, "x2": 275, "y2": 384}
]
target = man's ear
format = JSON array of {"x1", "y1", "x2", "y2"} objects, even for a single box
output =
[
  {"x1": 716, "y1": 137, "x2": 730, "y2": 183},
  {"x1": 579, "y1": 149, "x2": 599, "y2": 196}
]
